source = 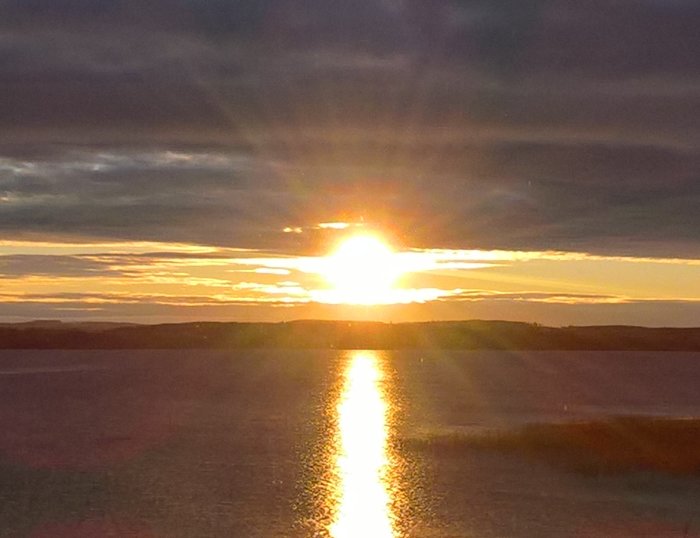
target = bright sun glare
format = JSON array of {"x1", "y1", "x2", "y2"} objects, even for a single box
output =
[{"x1": 319, "y1": 235, "x2": 403, "y2": 305}]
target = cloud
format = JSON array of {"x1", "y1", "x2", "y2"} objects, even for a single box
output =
[
  {"x1": 0, "y1": 255, "x2": 129, "y2": 278},
  {"x1": 446, "y1": 290, "x2": 629, "y2": 305},
  {"x1": 0, "y1": 0, "x2": 698, "y2": 257},
  {"x1": 0, "y1": 291, "x2": 304, "y2": 306},
  {"x1": 0, "y1": 238, "x2": 698, "y2": 323},
  {"x1": 0, "y1": 149, "x2": 303, "y2": 248}
]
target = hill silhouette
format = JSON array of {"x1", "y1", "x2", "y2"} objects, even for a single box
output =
[{"x1": 1, "y1": 320, "x2": 699, "y2": 350}]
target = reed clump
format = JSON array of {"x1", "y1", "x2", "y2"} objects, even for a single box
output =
[{"x1": 412, "y1": 417, "x2": 700, "y2": 475}]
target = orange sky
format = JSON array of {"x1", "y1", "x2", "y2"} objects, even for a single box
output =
[
  {"x1": 1, "y1": 233, "x2": 698, "y2": 326},
  {"x1": 1, "y1": 1, "x2": 698, "y2": 326}
]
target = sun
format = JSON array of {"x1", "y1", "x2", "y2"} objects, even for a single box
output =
[{"x1": 319, "y1": 234, "x2": 403, "y2": 305}]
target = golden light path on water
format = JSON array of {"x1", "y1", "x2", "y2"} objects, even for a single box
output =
[{"x1": 329, "y1": 351, "x2": 397, "y2": 538}]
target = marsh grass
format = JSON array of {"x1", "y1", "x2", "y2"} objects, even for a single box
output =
[{"x1": 409, "y1": 417, "x2": 700, "y2": 475}]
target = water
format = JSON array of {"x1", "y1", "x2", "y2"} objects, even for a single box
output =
[{"x1": 0, "y1": 349, "x2": 699, "y2": 537}]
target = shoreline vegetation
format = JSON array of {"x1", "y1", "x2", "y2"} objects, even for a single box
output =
[
  {"x1": 409, "y1": 417, "x2": 700, "y2": 476},
  {"x1": 1, "y1": 320, "x2": 699, "y2": 350}
]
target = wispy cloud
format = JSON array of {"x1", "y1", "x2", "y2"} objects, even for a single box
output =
[
  {"x1": 409, "y1": 248, "x2": 700, "y2": 266},
  {"x1": 1, "y1": 240, "x2": 698, "y2": 323},
  {"x1": 444, "y1": 290, "x2": 630, "y2": 305}
]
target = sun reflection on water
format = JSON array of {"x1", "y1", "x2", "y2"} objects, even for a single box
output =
[{"x1": 329, "y1": 351, "x2": 397, "y2": 538}]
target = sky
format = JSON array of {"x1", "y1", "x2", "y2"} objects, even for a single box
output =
[{"x1": 0, "y1": 0, "x2": 698, "y2": 325}]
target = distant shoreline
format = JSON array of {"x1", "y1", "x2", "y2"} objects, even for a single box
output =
[{"x1": 1, "y1": 320, "x2": 699, "y2": 350}]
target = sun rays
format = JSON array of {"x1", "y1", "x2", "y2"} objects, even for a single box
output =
[{"x1": 316, "y1": 235, "x2": 404, "y2": 305}]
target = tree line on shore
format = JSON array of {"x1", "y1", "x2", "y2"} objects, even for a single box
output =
[{"x1": 1, "y1": 320, "x2": 699, "y2": 350}]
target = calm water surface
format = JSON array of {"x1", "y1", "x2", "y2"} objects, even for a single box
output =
[{"x1": 0, "y1": 349, "x2": 699, "y2": 537}]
